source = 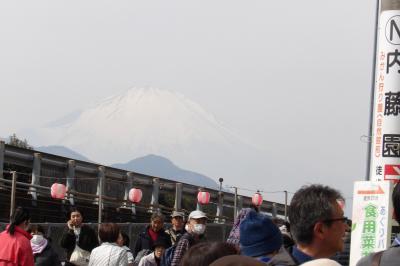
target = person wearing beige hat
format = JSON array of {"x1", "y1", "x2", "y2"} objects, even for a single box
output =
[{"x1": 165, "y1": 211, "x2": 186, "y2": 245}]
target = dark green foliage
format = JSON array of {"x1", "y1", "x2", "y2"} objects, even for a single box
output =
[{"x1": 8, "y1": 133, "x2": 32, "y2": 149}]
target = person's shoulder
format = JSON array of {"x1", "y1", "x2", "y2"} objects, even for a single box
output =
[
  {"x1": 81, "y1": 224, "x2": 95, "y2": 231},
  {"x1": 378, "y1": 246, "x2": 400, "y2": 265},
  {"x1": 138, "y1": 228, "x2": 149, "y2": 238},
  {"x1": 161, "y1": 228, "x2": 169, "y2": 234},
  {"x1": 116, "y1": 244, "x2": 127, "y2": 253},
  {"x1": 90, "y1": 245, "x2": 100, "y2": 252},
  {"x1": 355, "y1": 252, "x2": 374, "y2": 266},
  {"x1": 139, "y1": 225, "x2": 151, "y2": 234},
  {"x1": 210, "y1": 255, "x2": 266, "y2": 266},
  {"x1": 160, "y1": 229, "x2": 172, "y2": 240},
  {"x1": 141, "y1": 252, "x2": 155, "y2": 262},
  {"x1": 355, "y1": 248, "x2": 400, "y2": 266},
  {"x1": 16, "y1": 232, "x2": 32, "y2": 247},
  {"x1": 302, "y1": 259, "x2": 341, "y2": 266},
  {"x1": 266, "y1": 247, "x2": 298, "y2": 266},
  {"x1": 177, "y1": 233, "x2": 192, "y2": 242},
  {"x1": 0, "y1": 229, "x2": 7, "y2": 236}
]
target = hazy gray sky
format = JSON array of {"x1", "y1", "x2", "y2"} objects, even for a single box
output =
[{"x1": 0, "y1": 0, "x2": 377, "y2": 210}]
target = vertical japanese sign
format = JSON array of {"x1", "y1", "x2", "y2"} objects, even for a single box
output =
[
  {"x1": 370, "y1": 9, "x2": 400, "y2": 181},
  {"x1": 349, "y1": 181, "x2": 393, "y2": 266}
]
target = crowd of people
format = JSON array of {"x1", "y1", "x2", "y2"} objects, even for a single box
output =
[{"x1": 0, "y1": 183, "x2": 398, "y2": 266}]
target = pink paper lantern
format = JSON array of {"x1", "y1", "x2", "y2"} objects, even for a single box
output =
[
  {"x1": 51, "y1": 183, "x2": 67, "y2": 199},
  {"x1": 252, "y1": 192, "x2": 263, "y2": 207},
  {"x1": 129, "y1": 188, "x2": 143, "y2": 203},
  {"x1": 197, "y1": 191, "x2": 210, "y2": 205}
]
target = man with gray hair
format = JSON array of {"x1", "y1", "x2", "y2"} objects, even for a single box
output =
[{"x1": 268, "y1": 184, "x2": 349, "y2": 265}]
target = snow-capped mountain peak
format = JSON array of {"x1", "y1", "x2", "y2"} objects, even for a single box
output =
[{"x1": 33, "y1": 88, "x2": 253, "y2": 176}]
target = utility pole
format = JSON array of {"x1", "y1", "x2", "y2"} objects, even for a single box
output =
[
  {"x1": 284, "y1": 190, "x2": 288, "y2": 222},
  {"x1": 10, "y1": 171, "x2": 17, "y2": 221}
]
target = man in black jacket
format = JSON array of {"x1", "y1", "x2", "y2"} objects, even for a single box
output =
[
  {"x1": 60, "y1": 208, "x2": 99, "y2": 266},
  {"x1": 165, "y1": 211, "x2": 185, "y2": 245},
  {"x1": 133, "y1": 213, "x2": 171, "y2": 260}
]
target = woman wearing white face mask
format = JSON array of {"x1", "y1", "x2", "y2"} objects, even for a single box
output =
[
  {"x1": 170, "y1": 210, "x2": 207, "y2": 266},
  {"x1": 28, "y1": 225, "x2": 61, "y2": 266}
]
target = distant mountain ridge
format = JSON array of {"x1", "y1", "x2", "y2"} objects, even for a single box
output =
[
  {"x1": 112, "y1": 154, "x2": 218, "y2": 189},
  {"x1": 21, "y1": 144, "x2": 218, "y2": 188}
]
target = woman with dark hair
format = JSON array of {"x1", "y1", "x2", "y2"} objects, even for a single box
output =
[
  {"x1": 60, "y1": 207, "x2": 99, "y2": 266},
  {"x1": 180, "y1": 242, "x2": 238, "y2": 266},
  {"x1": 117, "y1": 232, "x2": 134, "y2": 266},
  {"x1": 88, "y1": 223, "x2": 128, "y2": 266},
  {"x1": 28, "y1": 224, "x2": 61, "y2": 266},
  {"x1": 0, "y1": 207, "x2": 34, "y2": 266}
]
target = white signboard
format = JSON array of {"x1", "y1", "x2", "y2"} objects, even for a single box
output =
[
  {"x1": 349, "y1": 181, "x2": 393, "y2": 266},
  {"x1": 370, "y1": 10, "x2": 400, "y2": 181}
]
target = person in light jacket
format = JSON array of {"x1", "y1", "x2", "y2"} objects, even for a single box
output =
[
  {"x1": 138, "y1": 239, "x2": 168, "y2": 266},
  {"x1": 89, "y1": 223, "x2": 128, "y2": 266}
]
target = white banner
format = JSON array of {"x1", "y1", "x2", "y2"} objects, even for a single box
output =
[
  {"x1": 370, "y1": 10, "x2": 400, "y2": 181},
  {"x1": 349, "y1": 181, "x2": 393, "y2": 266}
]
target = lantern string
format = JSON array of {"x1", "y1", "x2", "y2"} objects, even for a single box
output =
[
  {"x1": 228, "y1": 185, "x2": 295, "y2": 194},
  {"x1": 2, "y1": 170, "x2": 353, "y2": 200}
]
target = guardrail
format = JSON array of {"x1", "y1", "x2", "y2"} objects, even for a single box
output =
[{"x1": 0, "y1": 141, "x2": 288, "y2": 223}]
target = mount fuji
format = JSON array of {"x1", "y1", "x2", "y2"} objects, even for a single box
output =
[{"x1": 25, "y1": 88, "x2": 264, "y2": 185}]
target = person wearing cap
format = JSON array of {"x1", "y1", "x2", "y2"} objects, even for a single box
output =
[
  {"x1": 239, "y1": 210, "x2": 283, "y2": 263},
  {"x1": 170, "y1": 210, "x2": 207, "y2": 266},
  {"x1": 138, "y1": 238, "x2": 168, "y2": 266},
  {"x1": 165, "y1": 211, "x2": 186, "y2": 246}
]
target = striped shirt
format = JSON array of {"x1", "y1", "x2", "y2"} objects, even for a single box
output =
[{"x1": 89, "y1": 242, "x2": 128, "y2": 266}]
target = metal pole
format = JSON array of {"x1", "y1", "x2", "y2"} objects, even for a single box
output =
[
  {"x1": 67, "y1": 160, "x2": 75, "y2": 205},
  {"x1": 0, "y1": 141, "x2": 4, "y2": 190},
  {"x1": 150, "y1": 178, "x2": 160, "y2": 213},
  {"x1": 97, "y1": 166, "x2": 105, "y2": 226},
  {"x1": 30, "y1": 153, "x2": 41, "y2": 202},
  {"x1": 218, "y1": 178, "x2": 223, "y2": 192},
  {"x1": 284, "y1": 190, "x2": 288, "y2": 222},
  {"x1": 196, "y1": 188, "x2": 203, "y2": 211},
  {"x1": 123, "y1": 172, "x2": 134, "y2": 208},
  {"x1": 366, "y1": 0, "x2": 381, "y2": 181},
  {"x1": 10, "y1": 171, "x2": 17, "y2": 221},
  {"x1": 215, "y1": 191, "x2": 224, "y2": 223},
  {"x1": 174, "y1": 183, "x2": 183, "y2": 211},
  {"x1": 233, "y1": 187, "x2": 238, "y2": 220}
]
